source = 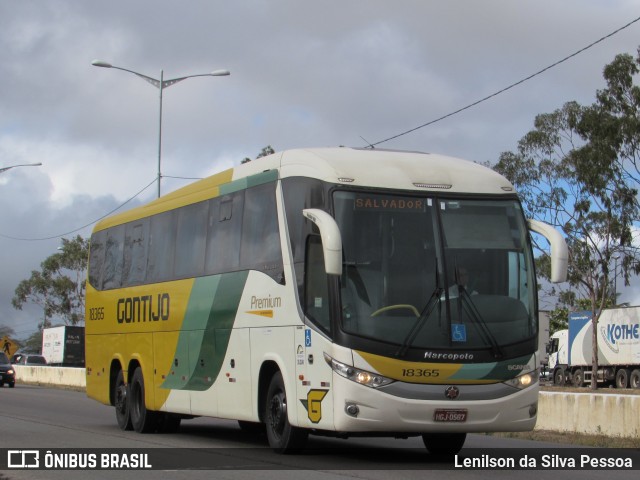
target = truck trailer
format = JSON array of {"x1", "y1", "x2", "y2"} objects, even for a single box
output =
[
  {"x1": 41, "y1": 326, "x2": 85, "y2": 367},
  {"x1": 547, "y1": 308, "x2": 640, "y2": 388}
]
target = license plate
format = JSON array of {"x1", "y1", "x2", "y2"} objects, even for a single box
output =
[{"x1": 433, "y1": 409, "x2": 467, "y2": 422}]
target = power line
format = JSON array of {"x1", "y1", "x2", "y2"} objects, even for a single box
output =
[
  {"x1": 370, "y1": 14, "x2": 640, "y2": 148},
  {"x1": 0, "y1": 177, "x2": 157, "y2": 242}
]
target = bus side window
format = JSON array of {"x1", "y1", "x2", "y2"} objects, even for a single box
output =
[
  {"x1": 175, "y1": 201, "x2": 209, "y2": 278},
  {"x1": 88, "y1": 230, "x2": 106, "y2": 290},
  {"x1": 205, "y1": 194, "x2": 243, "y2": 274},
  {"x1": 123, "y1": 220, "x2": 149, "y2": 286},
  {"x1": 147, "y1": 211, "x2": 177, "y2": 283},
  {"x1": 241, "y1": 183, "x2": 283, "y2": 281},
  {"x1": 102, "y1": 225, "x2": 125, "y2": 290},
  {"x1": 304, "y1": 235, "x2": 330, "y2": 334}
]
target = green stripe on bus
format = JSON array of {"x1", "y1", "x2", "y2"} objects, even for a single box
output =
[
  {"x1": 447, "y1": 354, "x2": 534, "y2": 381},
  {"x1": 219, "y1": 170, "x2": 278, "y2": 195},
  {"x1": 161, "y1": 271, "x2": 249, "y2": 391}
]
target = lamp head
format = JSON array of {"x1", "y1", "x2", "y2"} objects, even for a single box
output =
[{"x1": 91, "y1": 60, "x2": 113, "y2": 68}]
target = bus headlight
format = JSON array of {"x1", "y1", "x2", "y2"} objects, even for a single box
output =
[
  {"x1": 324, "y1": 353, "x2": 394, "y2": 388},
  {"x1": 504, "y1": 369, "x2": 538, "y2": 389}
]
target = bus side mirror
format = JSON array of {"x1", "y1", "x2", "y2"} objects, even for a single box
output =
[
  {"x1": 527, "y1": 219, "x2": 568, "y2": 283},
  {"x1": 303, "y1": 209, "x2": 342, "y2": 276}
]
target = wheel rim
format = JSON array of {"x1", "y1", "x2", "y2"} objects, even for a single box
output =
[
  {"x1": 617, "y1": 371, "x2": 628, "y2": 388},
  {"x1": 115, "y1": 383, "x2": 127, "y2": 414},
  {"x1": 269, "y1": 390, "x2": 287, "y2": 438}
]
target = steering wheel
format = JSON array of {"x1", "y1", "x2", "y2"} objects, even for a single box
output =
[{"x1": 370, "y1": 304, "x2": 420, "y2": 318}]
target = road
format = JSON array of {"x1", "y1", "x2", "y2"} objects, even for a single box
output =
[{"x1": 0, "y1": 384, "x2": 637, "y2": 479}]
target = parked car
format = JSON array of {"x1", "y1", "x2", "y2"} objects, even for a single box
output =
[
  {"x1": 11, "y1": 353, "x2": 48, "y2": 366},
  {"x1": 0, "y1": 352, "x2": 16, "y2": 388}
]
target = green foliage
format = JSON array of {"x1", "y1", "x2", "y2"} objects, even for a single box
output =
[
  {"x1": 0, "y1": 325, "x2": 15, "y2": 338},
  {"x1": 493, "y1": 48, "x2": 640, "y2": 389},
  {"x1": 493, "y1": 49, "x2": 640, "y2": 317},
  {"x1": 12, "y1": 236, "x2": 89, "y2": 327},
  {"x1": 549, "y1": 307, "x2": 569, "y2": 334},
  {"x1": 241, "y1": 145, "x2": 275, "y2": 164},
  {"x1": 21, "y1": 329, "x2": 43, "y2": 353}
]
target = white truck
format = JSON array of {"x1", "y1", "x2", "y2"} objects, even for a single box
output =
[
  {"x1": 41, "y1": 326, "x2": 85, "y2": 367},
  {"x1": 547, "y1": 307, "x2": 640, "y2": 388}
]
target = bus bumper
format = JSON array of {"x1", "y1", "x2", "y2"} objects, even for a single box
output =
[{"x1": 330, "y1": 373, "x2": 538, "y2": 434}]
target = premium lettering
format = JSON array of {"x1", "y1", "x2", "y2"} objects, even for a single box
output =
[
  {"x1": 117, "y1": 293, "x2": 170, "y2": 324},
  {"x1": 251, "y1": 295, "x2": 282, "y2": 309}
]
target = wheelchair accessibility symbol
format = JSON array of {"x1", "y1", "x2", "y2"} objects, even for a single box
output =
[{"x1": 451, "y1": 324, "x2": 467, "y2": 342}]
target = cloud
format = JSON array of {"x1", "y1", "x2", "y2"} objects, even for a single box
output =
[{"x1": 1, "y1": 0, "x2": 640, "y2": 338}]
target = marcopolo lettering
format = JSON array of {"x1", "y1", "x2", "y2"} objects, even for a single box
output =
[
  {"x1": 424, "y1": 351, "x2": 474, "y2": 361},
  {"x1": 605, "y1": 323, "x2": 640, "y2": 345},
  {"x1": 117, "y1": 294, "x2": 170, "y2": 324}
]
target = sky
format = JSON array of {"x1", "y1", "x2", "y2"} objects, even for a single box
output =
[{"x1": 1, "y1": 0, "x2": 640, "y2": 340}]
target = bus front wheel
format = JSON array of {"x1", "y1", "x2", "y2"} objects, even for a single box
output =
[
  {"x1": 422, "y1": 433, "x2": 466, "y2": 455},
  {"x1": 129, "y1": 367, "x2": 158, "y2": 433},
  {"x1": 265, "y1": 371, "x2": 308, "y2": 453},
  {"x1": 114, "y1": 369, "x2": 132, "y2": 431}
]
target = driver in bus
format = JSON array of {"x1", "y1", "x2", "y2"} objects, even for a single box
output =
[{"x1": 447, "y1": 267, "x2": 477, "y2": 298}]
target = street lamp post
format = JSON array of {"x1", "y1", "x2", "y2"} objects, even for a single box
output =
[
  {"x1": 0, "y1": 162, "x2": 42, "y2": 174},
  {"x1": 92, "y1": 60, "x2": 230, "y2": 198}
]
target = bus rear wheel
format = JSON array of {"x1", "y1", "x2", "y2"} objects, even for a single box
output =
[
  {"x1": 114, "y1": 369, "x2": 132, "y2": 430},
  {"x1": 422, "y1": 433, "x2": 466, "y2": 455},
  {"x1": 129, "y1": 367, "x2": 158, "y2": 433},
  {"x1": 265, "y1": 371, "x2": 308, "y2": 453}
]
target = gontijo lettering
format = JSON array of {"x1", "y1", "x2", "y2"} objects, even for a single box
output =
[{"x1": 117, "y1": 293, "x2": 170, "y2": 323}]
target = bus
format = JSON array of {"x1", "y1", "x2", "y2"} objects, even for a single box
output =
[{"x1": 85, "y1": 147, "x2": 567, "y2": 454}]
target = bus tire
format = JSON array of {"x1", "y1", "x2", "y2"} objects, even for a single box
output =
[
  {"x1": 114, "y1": 369, "x2": 132, "y2": 431},
  {"x1": 265, "y1": 371, "x2": 308, "y2": 453},
  {"x1": 615, "y1": 368, "x2": 630, "y2": 389},
  {"x1": 630, "y1": 369, "x2": 640, "y2": 389},
  {"x1": 422, "y1": 433, "x2": 466, "y2": 455},
  {"x1": 129, "y1": 367, "x2": 158, "y2": 433}
]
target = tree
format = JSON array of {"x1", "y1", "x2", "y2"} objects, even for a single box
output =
[
  {"x1": 12, "y1": 236, "x2": 89, "y2": 327},
  {"x1": 241, "y1": 145, "x2": 275, "y2": 164},
  {"x1": 493, "y1": 49, "x2": 640, "y2": 389},
  {"x1": 0, "y1": 325, "x2": 15, "y2": 339},
  {"x1": 20, "y1": 329, "x2": 43, "y2": 354}
]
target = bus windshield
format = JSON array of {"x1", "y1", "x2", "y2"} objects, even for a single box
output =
[{"x1": 333, "y1": 191, "x2": 536, "y2": 354}]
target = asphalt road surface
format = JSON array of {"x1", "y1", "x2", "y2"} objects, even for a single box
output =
[{"x1": 0, "y1": 384, "x2": 637, "y2": 480}]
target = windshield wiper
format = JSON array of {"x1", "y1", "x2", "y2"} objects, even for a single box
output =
[{"x1": 396, "y1": 286, "x2": 443, "y2": 358}]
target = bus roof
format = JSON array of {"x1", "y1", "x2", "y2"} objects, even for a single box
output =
[{"x1": 93, "y1": 147, "x2": 514, "y2": 232}]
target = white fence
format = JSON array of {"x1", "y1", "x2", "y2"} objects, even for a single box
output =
[{"x1": 14, "y1": 365, "x2": 86, "y2": 389}]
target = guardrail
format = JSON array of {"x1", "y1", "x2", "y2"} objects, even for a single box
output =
[
  {"x1": 14, "y1": 365, "x2": 86, "y2": 389},
  {"x1": 536, "y1": 391, "x2": 640, "y2": 438},
  {"x1": 12, "y1": 367, "x2": 640, "y2": 438}
]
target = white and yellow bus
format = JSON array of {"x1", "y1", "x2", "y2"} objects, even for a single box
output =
[{"x1": 85, "y1": 147, "x2": 567, "y2": 454}]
